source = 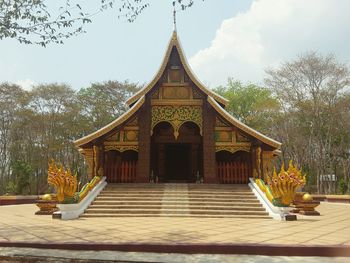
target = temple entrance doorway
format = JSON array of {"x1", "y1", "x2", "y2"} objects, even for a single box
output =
[
  {"x1": 151, "y1": 121, "x2": 202, "y2": 183},
  {"x1": 165, "y1": 144, "x2": 190, "y2": 182}
]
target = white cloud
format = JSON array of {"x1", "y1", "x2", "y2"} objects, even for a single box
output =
[
  {"x1": 189, "y1": 0, "x2": 350, "y2": 87},
  {"x1": 16, "y1": 79, "x2": 37, "y2": 91}
]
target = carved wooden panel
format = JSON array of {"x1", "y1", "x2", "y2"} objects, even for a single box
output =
[
  {"x1": 162, "y1": 86, "x2": 191, "y2": 100},
  {"x1": 151, "y1": 105, "x2": 202, "y2": 139},
  {"x1": 215, "y1": 131, "x2": 232, "y2": 142},
  {"x1": 124, "y1": 130, "x2": 139, "y2": 142},
  {"x1": 192, "y1": 87, "x2": 205, "y2": 99},
  {"x1": 215, "y1": 145, "x2": 251, "y2": 154},
  {"x1": 168, "y1": 68, "x2": 182, "y2": 83},
  {"x1": 215, "y1": 117, "x2": 230, "y2": 127},
  {"x1": 237, "y1": 132, "x2": 250, "y2": 142},
  {"x1": 126, "y1": 117, "x2": 138, "y2": 126}
]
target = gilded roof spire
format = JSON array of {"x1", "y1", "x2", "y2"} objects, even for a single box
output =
[{"x1": 173, "y1": 1, "x2": 177, "y2": 32}]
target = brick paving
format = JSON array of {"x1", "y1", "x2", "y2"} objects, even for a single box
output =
[{"x1": 0, "y1": 202, "x2": 350, "y2": 246}]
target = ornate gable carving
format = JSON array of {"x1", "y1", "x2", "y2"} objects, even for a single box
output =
[{"x1": 151, "y1": 105, "x2": 202, "y2": 139}]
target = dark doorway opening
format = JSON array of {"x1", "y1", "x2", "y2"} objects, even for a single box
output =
[
  {"x1": 151, "y1": 121, "x2": 202, "y2": 183},
  {"x1": 165, "y1": 144, "x2": 190, "y2": 182}
]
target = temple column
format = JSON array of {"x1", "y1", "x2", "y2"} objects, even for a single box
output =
[
  {"x1": 262, "y1": 151, "x2": 274, "y2": 181},
  {"x1": 81, "y1": 148, "x2": 94, "y2": 180},
  {"x1": 203, "y1": 103, "x2": 218, "y2": 183},
  {"x1": 136, "y1": 101, "x2": 151, "y2": 182}
]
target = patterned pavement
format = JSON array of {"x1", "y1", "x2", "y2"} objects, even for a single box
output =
[{"x1": 0, "y1": 202, "x2": 350, "y2": 246}]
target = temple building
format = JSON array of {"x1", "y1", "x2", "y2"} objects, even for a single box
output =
[{"x1": 74, "y1": 31, "x2": 281, "y2": 184}]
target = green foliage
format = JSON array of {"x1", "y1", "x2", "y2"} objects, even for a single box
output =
[
  {"x1": 11, "y1": 161, "x2": 33, "y2": 194},
  {"x1": 0, "y1": 0, "x2": 92, "y2": 46},
  {"x1": 338, "y1": 178, "x2": 348, "y2": 194},
  {"x1": 0, "y1": 80, "x2": 139, "y2": 195},
  {"x1": 5, "y1": 181, "x2": 17, "y2": 195},
  {"x1": 213, "y1": 79, "x2": 280, "y2": 133},
  {"x1": 265, "y1": 52, "x2": 350, "y2": 194},
  {"x1": 0, "y1": 0, "x2": 201, "y2": 46},
  {"x1": 78, "y1": 80, "x2": 140, "y2": 131}
]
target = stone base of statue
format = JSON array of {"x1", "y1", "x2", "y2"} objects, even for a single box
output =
[
  {"x1": 291, "y1": 202, "x2": 321, "y2": 216},
  {"x1": 292, "y1": 192, "x2": 320, "y2": 216},
  {"x1": 35, "y1": 200, "x2": 59, "y2": 215}
]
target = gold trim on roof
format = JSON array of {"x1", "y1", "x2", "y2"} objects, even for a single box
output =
[
  {"x1": 126, "y1": 31, "x2": 228, "y2": 107},
  {"x1": 74, "y1": 96, "x2": 145, "y2": 147},
  {"x1": 207, "y1": 96, "x2": 281, "y2": 149}
]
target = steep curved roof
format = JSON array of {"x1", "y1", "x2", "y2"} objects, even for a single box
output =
[
  {"x1": 207, "y1": 96, "x2": 281, "y2": 149},
  {"x1": 74, "y1": 96, "x2": 145, "y2": 147},
  {"x1": 126, "y1": 31, "x2": 228, "y2": 107}
]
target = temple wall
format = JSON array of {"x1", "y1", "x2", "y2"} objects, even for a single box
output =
[
  {"x1": 136, "y1": 97, "x2": 151, "y2": 182},
  {"x1": 202, "y1": 103, "x2": 218, "y2": 183}
]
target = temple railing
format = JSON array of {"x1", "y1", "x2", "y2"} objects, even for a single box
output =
[
  {"x1": 110, "y1": 161, "x2": 137, "y2": 183},
  {"x1": 216, "y1": 161, "x2": 250, "y2": 184},
  {"x1": 54, "y1": 176, "x2": 107, "y2": 220},
  {"x1": 248, "y1": 178, "x2": 292, "y2": 220}
]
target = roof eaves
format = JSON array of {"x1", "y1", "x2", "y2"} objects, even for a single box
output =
[
  {"x1": 207, "y1": 96, "x2": 281, "y2": 149},
  {"x1": 74, "y1": 96, "x2": 145, "y2": 148}
]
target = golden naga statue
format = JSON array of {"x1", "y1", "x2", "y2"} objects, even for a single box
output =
[
  {"x1": 47, "y1": 160, "x2": 102, "y2": 204},
  {"x1": 47, "y1": 160, "x2": 78, "y2": 203},
  {"x1": 256, "y1": 160, "x2": 306, "y2": 207}
]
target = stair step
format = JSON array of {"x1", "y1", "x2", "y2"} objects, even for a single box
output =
[
  {"x1": 88, "y1": 205, "x2": 264, "y2": 211},
  {"x1": 80, "y1": 214, "x2": 271, "y2": 219},
  {"x1": 92, "y1": 201, "x2": 261, "y2": 207},
  {"x1": 98, "y1": 195, "x2": 254, "y2": 199},
  {"x1": 85, "y1": 208, "x2": 268, "y2": 215},
  {"x1": 95, "y1": 197, "x2": 258, "y2": 202},
  {"x1": 82, "y1": 183, "x2": 270, "y2": 219},
  {"x1": 100, "y1": 192, "x2": 253, "y2": 197}
]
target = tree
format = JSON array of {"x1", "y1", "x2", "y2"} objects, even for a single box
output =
[
  {"x1": 213, "y1": 79, "x2": 280, "y2": 134},
  {"x1": 0, "y1": 83, "x2": 27, "y2": 194},
  {"x1": 11, "y1": 160, "x2": 33, "y2": 194},
  {"x1": 265, "y1": 52, "x2": 350, "y2": 194},
  {"x1": 0, "y1": 80, "x2": 140, "y2": 195},
  {"x1": 9, "y1": 83, "x2": 85, "y2": 193},
  {"x1": 78, "y1": 80, "x2": 140, "y2": 132},
  {"x1": 0, "y1": 0, "x2": 200, "y2": 46}
]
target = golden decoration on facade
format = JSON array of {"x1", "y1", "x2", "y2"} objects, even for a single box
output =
[
  {"x1": 104, "y1": 145, "x2": 139, "y2": 152},
  {"x1": 125, "y1": 130, "x2": 138, "y2": 141},
  {"x1": 151, "y1": 105, "x2": 202, "y2": 139},
  {"x1": 215, "y1": 145, "x2": 251, "y2": 154}
]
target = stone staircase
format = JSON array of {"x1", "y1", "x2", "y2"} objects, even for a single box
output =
[{"x1": 81, "y1": 183, "x2": 271, "y2": 219}]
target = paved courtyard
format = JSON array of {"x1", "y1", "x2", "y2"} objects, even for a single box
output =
[{"x1": 0, "y1": 202, "x2": 349, "y2": 246}]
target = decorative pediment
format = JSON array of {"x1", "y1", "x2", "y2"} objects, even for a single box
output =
[
  {"x1": 126, "y1": 31, "x2": 228, "y2": 107},
  {"x1": 151, "y1": 105, "x2": 202, "y2": 139}
]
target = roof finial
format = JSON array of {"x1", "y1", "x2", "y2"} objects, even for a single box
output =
[{"x1": 172, "y1": 1, "x2": 177, "y2": 32}]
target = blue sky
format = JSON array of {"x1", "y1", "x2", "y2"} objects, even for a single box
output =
[
  {"x1": 1, "y1": 0, "x2": 350, "y2": 90},
  {"x1": 0, "y1": 0, "x2": 250, "y2": 90}
]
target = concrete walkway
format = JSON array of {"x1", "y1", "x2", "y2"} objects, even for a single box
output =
[
  {"x1": 0, "y1": 247, "x2": 350, "y2": 263},
  {"x1": 0, "y1": 202, "x2": 350, "y2": 257}
]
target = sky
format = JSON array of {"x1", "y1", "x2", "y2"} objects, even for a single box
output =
[{"x1": 1, "y1": 0, "x2": 350, "y2": 90}]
